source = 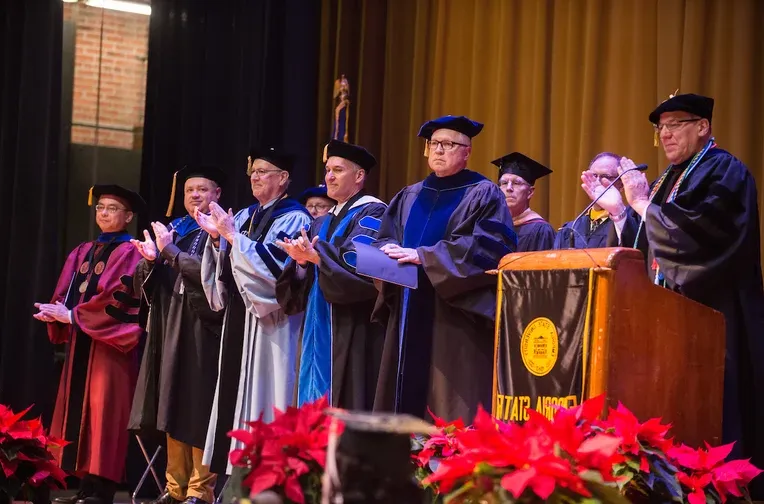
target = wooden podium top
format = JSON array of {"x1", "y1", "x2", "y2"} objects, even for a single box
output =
[{"x1": 497, "y1": 247, "x2": 644, "y2": 271}]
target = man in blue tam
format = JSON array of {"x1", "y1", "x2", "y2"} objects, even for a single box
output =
[
  {"x1": 298, "y1": 184, "x2": 336, "y2": 219},
  {"x1": 371, "y1": 114, "x2": 517, "y2": 422}
]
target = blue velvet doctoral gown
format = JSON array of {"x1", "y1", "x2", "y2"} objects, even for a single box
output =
[{"x1": 371, "y1": 169, "x2": 517, "y2": 422}]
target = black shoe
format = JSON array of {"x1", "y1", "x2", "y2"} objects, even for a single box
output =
[
  {"x1": 54, "y1": 494, "x2": 86, "y2": 504},
  {"x1": 55, "y1": 476, "x2": 94, "y2": 504},
  {"x1": 149, "y1": 492, "x2": 184, "y2": 504},
  {"x1": 78, "y1": 476, "x2": 115, "y2": 504},
  {"x1": 183, "y1": 498, "x2": 211, "y2": 504}
]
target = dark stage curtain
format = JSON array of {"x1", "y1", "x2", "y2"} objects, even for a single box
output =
[
  {"x1": 0, "y1": 0, "x2": 64, "y2": 422},
  {"x1": 139, "y1": 0, "x2": 322, "y2": 226}
]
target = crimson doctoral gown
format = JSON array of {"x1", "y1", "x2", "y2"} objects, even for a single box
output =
[{"x1": 46, "y1": 233, "x2": 143, "y2": 482}]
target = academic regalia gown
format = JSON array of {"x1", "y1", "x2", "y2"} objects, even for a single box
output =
[
  {"x1": 46, "y1": 233, "x2": 143, "y2": 482},
  {"x1": 201, "y1": 198, "x2": 310, "y2": 475},
  {"x1": 129, "y1": 216, "x2": 223, "y2": 449},
  {"x1": 372, "y1": 169, "x2": 517, "y2": 423},
  {"x1": 554, "y1": 213, "x2": 613, "y2": 250},
  {"x1": 614, "y1": 147, "x2": 764, "y2": 493},
  {"x1": 276, "y1": 194, "x2": 387, "y2": 410},
  {"x1": 512, "y1": 209, "x2": 555, "y2": 252}
]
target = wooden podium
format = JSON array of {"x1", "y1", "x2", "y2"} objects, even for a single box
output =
[{"x1": 495, "y1": 247, "x2": 726, "y2": 447}]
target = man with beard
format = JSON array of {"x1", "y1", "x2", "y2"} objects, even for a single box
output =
[
  {"x1": 276, "y1": 139, "x2": 386, "y2": 410},
  {"x1": 129, "y1": 166, "x2": 226, "y2": 504},
  {"x1": 35, "y1": 185, "x2": 145, "y2": 504},
  {"x1": 194, "y1": 148, "x2": 310, "y2": 475},
  {"x1": 371, "y1": 115, "x2": 516, "y2": 422}
]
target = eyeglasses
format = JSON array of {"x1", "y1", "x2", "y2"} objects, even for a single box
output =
[
  {"x1": 499, "y1": 179, "x2": 530, "y2": 189},
  {"x1": 95, "y1": 204, "x2": 127, "y2": 214},
  {"x1": 589, "y1": 173, "x2": 615, "y2": 183},
  {"x1": 653, "y1": 118, "x2": 701, "y2": 133},
  {"x1": 427, "y1": 139, "x2": 469, "y2": 152},
  {"x1": 306, "y1": 204, "x2": 332, "y2": 211},
  {"x1": 249, "y1": 169, "x2": 283, "y2": 178}
]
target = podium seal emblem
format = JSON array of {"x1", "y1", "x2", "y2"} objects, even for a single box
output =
[{"x1": 520, "y1": 317, "x2": 559, "y2": 377}]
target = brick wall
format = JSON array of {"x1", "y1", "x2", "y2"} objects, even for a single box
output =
[{"x1": 64, "y1": 3, "x2": 149, "y2": 149}]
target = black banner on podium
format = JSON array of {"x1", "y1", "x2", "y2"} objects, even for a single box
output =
[{"x1": 492, "y1": 269, "x2": 594, "y2": 422}]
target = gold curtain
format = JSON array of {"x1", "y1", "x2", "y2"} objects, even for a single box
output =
[{"x1": 319, "y1": 0, "x2": 764, "y2": 254}]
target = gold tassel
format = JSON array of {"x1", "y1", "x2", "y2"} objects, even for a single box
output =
[
  {"x1": 87, "y1": 186, "x2": 94, "y2": 206},
  {"x1": 654, "y1": 130, "x2": 659, "y2": 147},
  {"x1": 165, "y1": 171, "x2": 178, "y2": 217},
  {"x1": 423, "y1": 140, "x2": 429, "y2": 158},
  {"x1": 323, "y1": 144, "x2": 329, "y2": 163}
]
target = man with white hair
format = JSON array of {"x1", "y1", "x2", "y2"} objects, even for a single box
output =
[
  {"x1": 371, "y1": 115, "x2": 516, "y2": 422},
  {"x1": 193, "y1": 147, "x2": 311, "y2": 475}
]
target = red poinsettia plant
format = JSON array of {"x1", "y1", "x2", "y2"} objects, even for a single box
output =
[
  {"x1": 228, "y1": 395, "x2": 338, "y2": 504},
  {"x1": 0, "y1": 404, "x2": 68, "y2": 502},
  {"x1": 412, "y1": 396, "x2": 762, "y2": 504}
]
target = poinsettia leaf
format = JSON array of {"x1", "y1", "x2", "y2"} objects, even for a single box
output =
[
  {"x1": 612, "y1": 463, "x2": 628, "y2": 475},
  {"x1": 283, "y1": 475, "x2": 305, "y2": 504},
  {"x1": 616, "y1": 471, "x2": 634, "y2": 490},
  {"x1": 586, "y1": 481, "x2": 633, "y2": 504},
  {"x1": 443, "y1": 480, "x2": 475, "y2": 504},
  {"x1": 651, "y1": 459, "x2": 683, "y2": 499},
  {"x1": 645, "y1": 471, "x2": 656, "y2": 489},
  {"x1": 580, "y1": 469, "x2": 605, "y2": 484}
]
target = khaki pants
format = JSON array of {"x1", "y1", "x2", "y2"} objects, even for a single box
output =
[{"x1": 165, "y1": 434, "x2": 217, "y2": 503}]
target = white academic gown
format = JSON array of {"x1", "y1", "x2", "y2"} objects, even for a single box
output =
[{"x1": 201, "y1": 199, "x2": 309, "y2": 474}]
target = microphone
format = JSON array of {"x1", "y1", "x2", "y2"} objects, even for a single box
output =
[{"x1": 566, "y1": 163, "x2": 648, "y2": 249}]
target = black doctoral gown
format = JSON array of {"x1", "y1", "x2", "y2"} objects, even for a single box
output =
[
  {"x1": 613, "y1": 147, "x2": 764, "y2": 494},
  {"x1": 554, "y1": 214, "x2": 613, "y2": 250},
  {"x1": 515, "y1": 220, "x2": 555, "y2": 252},
  {"x1": 276, "y1": 194, "x2": 387, "y2": 410},
  {"x1": 129, "y1": 216, "x2": 223, "y2": 449},
  {"x1": 371, "y1": 169, "x2": 517, "y2": 423}
]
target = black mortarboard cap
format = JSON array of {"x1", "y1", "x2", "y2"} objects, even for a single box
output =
[
  {"x1": 322, "y1": 139, "x2": 377, "y2": 171},
  {"x1": 297, "y1": 184, "x2": 336, "y2": 205},
  {"x1": 491, "y1": 152, "x2": 552, "y2": 185},
  {"x1": 417, "y1": 115, "x2": 484, "y2": 140},
  {"x1": 648, "y1": 92, "x2": 714, "y2": 125},
  {"x1": 89, "y1": 184, "x2": 147, "y2": 214},
  {"x1": 248, "y1": 147, "x2": 295, "y2": 173},
  {"x1": 325, "y1": 409, "x2": 436, "y2": 501},
  {"x1": 165, "y1": 165, "x2": 227, "y2": 217}
]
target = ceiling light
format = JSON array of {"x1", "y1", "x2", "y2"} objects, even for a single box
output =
[{"x1": 83, "y1": 0, "x2": 151, "y2": 16}]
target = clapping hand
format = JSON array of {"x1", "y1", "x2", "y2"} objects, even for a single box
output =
[
  {"x1": 130, "y1": 229, "x2": 158, "y2": 261},
  {"x1": 276, "y1": 227, "x2": 320, "y2": 266},
  {"x1": 193, "y1": 207, "x2": 220, "y2": 239},
  {"x1": 151, "y1": 222, "x2": 175, "y2": 252},
  {"x1": 33, "y1": 301, "x2": 71, "y2": 324},
  {"x1": 209, "y1": 202, "x2": 236, "y2": 244},
  {"x1": 619, "y1": 157, "x2": 651, "y2": 216},
  {"x1": 581, "y1": 171, "x2": 625, "y2": 217}
]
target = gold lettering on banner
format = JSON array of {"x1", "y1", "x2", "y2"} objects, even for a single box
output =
[{"x1": 494, "y1": 394, "x2": 579, "y2": 422}]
